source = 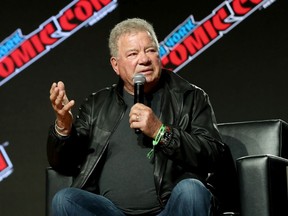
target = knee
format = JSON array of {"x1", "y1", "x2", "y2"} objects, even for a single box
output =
[
  {"x1": 175, "y1": 178, "x2": 205, "y2": 192},
  {"x1": 174, "y1": 179, "x2": 212, "y2": 203},
  {"x1": 53, "y1": 188, "x2": 70, "y2": 205},
  {"x1": 52, "y1": 188, "x2": 77, "y2": 212},
  {"x1": 170, "y1": 179, "x2": 213, "y2": 216}
]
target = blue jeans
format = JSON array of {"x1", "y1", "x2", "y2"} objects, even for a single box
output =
[{"x1": 52, "y1": 178, "x2": 213, "y2": 216}]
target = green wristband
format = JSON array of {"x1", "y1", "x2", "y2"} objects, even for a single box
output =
[{"x1": 147, "y1": 124, "x2": 166, "y2": 159}]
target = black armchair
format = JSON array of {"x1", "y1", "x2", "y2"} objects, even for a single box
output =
[
  {"x1": 46, "y1": 119, "x2": 288, "y2": 216},
  {"x1": 218, "y1": 119, "x2": 288, "y2": 216}
]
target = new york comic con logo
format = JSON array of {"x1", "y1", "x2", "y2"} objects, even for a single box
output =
[
  {"x1": 160, "y1": 0, "x2": 276, "y2": 72},
  {"x1": 0, "y1": 0, "x2": 118, "y2": 87},
  {"x1": 0, "y1": 0, "x2": 276, "y2": 86},
  {"x1": 0, "y1": 142, "x2": 13, "y2": 182}
]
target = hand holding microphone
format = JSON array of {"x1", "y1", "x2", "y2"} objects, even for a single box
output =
[{"x1": 130, "y1": 74, "x2": 163, "y2": 138}]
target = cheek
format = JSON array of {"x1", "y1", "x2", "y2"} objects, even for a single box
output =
[
  {"x1": 125, "y1": 62, "x2": 138, "y2": 74},
  {"x1": 119, "y1": 67, "x2": 133, "y2": 82}
]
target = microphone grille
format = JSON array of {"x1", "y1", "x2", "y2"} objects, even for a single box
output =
[{"x1": 133, "y1": 74, "x2": 146, "y2": 84}]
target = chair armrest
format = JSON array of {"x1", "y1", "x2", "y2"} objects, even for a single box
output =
[
  {"x1": 45, "y1": 167, "x2": 73, "y2": 216},
  {"x1": 236, "y1": 154, "x2": 288, "y2": 216}
]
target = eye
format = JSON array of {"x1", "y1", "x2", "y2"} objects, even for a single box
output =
[
  {"x1": 146, "y1": 48, "x2": 157, "y2": 53},
  {"x1": 127, "y1": 51, "x2": 137, "y2": 57}
]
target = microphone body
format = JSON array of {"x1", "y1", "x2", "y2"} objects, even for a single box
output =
[
  {"x1": 133, "y1": 74, "x2": 146, "y2": 134},
  {"x1": 134, "y1": 82, "x2": 144, "y2": 104}
]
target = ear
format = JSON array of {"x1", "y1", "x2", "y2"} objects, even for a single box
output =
[{"x1": 110, "y1": 57, "x2": 119, "y2": 75}]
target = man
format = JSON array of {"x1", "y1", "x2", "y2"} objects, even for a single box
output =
[{"x1": 47, "y1": 18, "x2": 225, "y2": 216}]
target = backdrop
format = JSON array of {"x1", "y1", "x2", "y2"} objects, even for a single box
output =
[{"x1": 0, "y1": 0, "x2": 287, "y2": 215}]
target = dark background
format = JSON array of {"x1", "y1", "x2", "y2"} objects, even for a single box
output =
[{"x1": 0, "y1": 0, "x2": 287, "y2": 215}]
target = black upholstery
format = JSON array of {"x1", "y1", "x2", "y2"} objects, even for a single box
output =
[
  {"x1": 218, "y1": 119, "x2": 288, "y2": 216},
  {"x1": 45, "y1": 119, "x2": 288, "y2": 216},
  {"x1": 45, "y1": 167, "x2": 73, "y2": 216},
  {"x1": 218, "y1": 119, "x2": 288, "y2": 161},
  {"x1": 237, "y1": 155, "x2": 288, "y2": 216}
]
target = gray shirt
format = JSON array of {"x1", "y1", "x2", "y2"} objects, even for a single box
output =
[{"x1": 98, "y1": 88, "x2": 163, "y2": 215}]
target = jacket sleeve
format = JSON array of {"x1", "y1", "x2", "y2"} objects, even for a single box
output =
[
  {"x1": 158, "y1": 87, "x2": 225, "y2": 174},
  {"x1": 46, "y1": 97, "x2": 93, "y2": 176}
]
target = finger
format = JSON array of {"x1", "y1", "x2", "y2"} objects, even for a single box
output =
[
  {"x1": 57, "y1": 81, "x2": 65, "y2": 91},
  {"x1": 50, "y1": 81, "x2": 64, "y2": 98},
  {"x1": 50, "y1": 91, "x2": 58, "y2": 104},
  {"x1": 49, "y1": 83, "x2": 59, "y2": 101},
  {"x1": 130, "y1": 120, "x2": 141, "y2": 129},
  {"x1": 49, "y1": 82, "x2": 57, "y2": 95},
  {"x1": 56, "y1": 100, "x2": 75, "y2": 119},
  {"x1": 54, "y1": 90, "x2": 65, "y2": 107},
  {"x1": 129, "y1": 113, "x2": 138, "y2": 124},
  {"x1": 57, "y1": 81, "x2": 71, "y2": 105},
  {"x1": 62, "y1": 100, "x2": 75, "y2": 112},
  {"x1": 130, "y1": 104, "x2": 145, "y2": 114},
  {"x1": 129, "y1": 105, "x2": 144, "y2": 118}
]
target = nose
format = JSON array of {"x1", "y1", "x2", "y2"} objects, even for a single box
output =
[{"x1": 138, "y1": 52, "x2": 150, "y2": 65}]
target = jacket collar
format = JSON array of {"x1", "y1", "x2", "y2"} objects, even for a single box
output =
[{"x1": 114, "y1": 68, "x2": 194, "y2": 98}]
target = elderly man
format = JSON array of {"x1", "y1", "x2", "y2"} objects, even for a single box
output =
[{"x1": 47, "y1": 18, "x2": 225, "y2": 216}]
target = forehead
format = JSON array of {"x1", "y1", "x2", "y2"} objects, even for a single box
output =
[{"x1": 118, "y1": 31, "x2": 155, "y2": 48}]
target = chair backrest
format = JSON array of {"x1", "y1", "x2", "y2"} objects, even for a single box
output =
[
  {"x1": 215, "y1": 119, "x2": 288, "y2": 215},
  {"x1": 218, "y1": 119, "x2": 288, "y2": 161}
]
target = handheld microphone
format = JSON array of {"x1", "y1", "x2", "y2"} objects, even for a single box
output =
[{"x1": 133, "y1": 73, "x2": 146, "y2": 134}]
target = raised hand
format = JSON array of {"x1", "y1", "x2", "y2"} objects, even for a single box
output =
[{"x1": 49, "y1": 81, "x2": 75, "y2": 135}]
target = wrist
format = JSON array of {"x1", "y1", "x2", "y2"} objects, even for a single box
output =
[
  {"x1": 147, "y1": 124, "x2": 166, "y2": 159},
  {"x1": 159, "y1": 126, "x2": 173, "y2": 146},
  {"x1": 54, "y1": 120, "x2": 71, "y2": 136},
  {"x1": 153, "y1": 124, "x2": 166, "y2": 145}
]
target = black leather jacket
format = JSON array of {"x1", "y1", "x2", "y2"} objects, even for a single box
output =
[{"x1": 47, "y1": 69, "x2": 225, "y2": 206}]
